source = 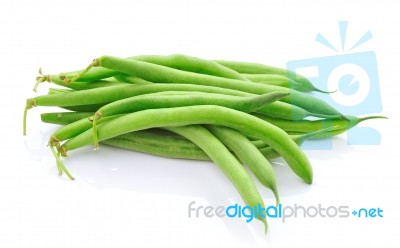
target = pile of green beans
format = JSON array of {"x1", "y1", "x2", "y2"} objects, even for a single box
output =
[{"x1": 25, "y1": 54, "x2": 385, "y2": 232}]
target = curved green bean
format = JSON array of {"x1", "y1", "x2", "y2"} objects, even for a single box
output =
[
  {"x1": 255, "y1": 114, "x2": 386, "y2": 135},
  {"x1": 41, "y1": 112, "x2": 93, "y2": 125},
  {"x1": 132, "y1": 54, "x2": 250, "y2": 81}
]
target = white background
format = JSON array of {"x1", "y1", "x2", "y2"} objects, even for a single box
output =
[{"x1": 1, "y1": 0, "x2": 399, "y2": 247}]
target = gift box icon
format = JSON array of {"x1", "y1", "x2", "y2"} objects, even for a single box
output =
[{"x1": 286, "y1": 22, "x2": 382, "y2": 149}]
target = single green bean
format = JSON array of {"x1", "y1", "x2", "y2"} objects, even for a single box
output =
[
  {"x1": 255, "y1": 114, "x2": 386, "y2": 135},
  {"x1": 35, "y1": 67, "x2": 153, "y2": 91},
  {"x1": 41, "y1": 112, "x2": 93, "y2": 125},
  {"x1": 60, "y1": 104, "x2": 105, "y2": 113},
  {"x1": 96, "y1": 92, "x2": 287, "y2": 120},
  {"x1": 113, "y1": 74, "x2": 152, "y2": 84},
  {"x1": 132, "y1": 54, "x2": 250, "y2": 81},
  {"x1": 286, "y1": 116, "x2": 387, "y2": 139},
  {"x1": 37, "y1": 67, "x2": 116, "y2": 84},
  {"x1": 34, "y1": 67, "x2": 119, "y2": 91}
]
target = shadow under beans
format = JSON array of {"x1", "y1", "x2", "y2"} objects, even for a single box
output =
[{"x1": 62, "y1": 145, "x2": 264, "y2": 242}]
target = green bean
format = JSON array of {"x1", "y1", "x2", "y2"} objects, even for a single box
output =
[
  {"x1": 215, "y1": 60, "x2": 295, "y2": 74},
  {"x1": 102, "y1": 132, "x2": 261, "y2": 160},
  {"x1": 214, "y1": 60, "x2": 333, "y2": 93},
  {"x1": 106, "y1": 128, "x2": 204, "y2": 149},
  {"x1": 95, "y1": 92, "x2": 288, "y2": 120},
  {"x1": 206, "y1": 125, "x2": 279, "y2": 205},
  {"x1": 73, "y1": 56, "x2": 341, "y2": 117},
  {"x1": 242, "y1": 74, "x2": 301, "y2": 90},
  {"x1": 254, "y1": 114, "x2": 386, "y2": 135},
  {"x1": 36, "y1": 68, "x2": 149, "y2": 91},
  {"x1": 60, "y1": 104, "x2": 105, "y2": 113},
  {"x1": 34, "y1": 67, "x2": 120, "y2": 91},
  {"x1": 62, "y1": 105, "x2": 313, "y2": 184},
  {"x1": 101, "y1": 133, "x2": 210, "y2": 160},
  {"x1": 41, "y1": 112, "x2": 93, "y2": 125},
  {"x1": 132, "y1": 54, "x2": 250, "y2": 81},
  {"x1": 285, "y1": 116, "x2": 387, "y2": 139},
  {"x1": 256, "y1": 101, "x2": 338, "y2": 120},
  {"x1": 113, "y1": 74, "x2": 152, "y2": 84},
  {"x1": 58, "y1": 67, "x2": 117, "y2": 82},
  {"x1": 92, "y1": 92, "x2": 289, "y2": 148},
  {"x1": 34, "y1": 67, "x2": 117, "y2": 90},
  {"x1": 164, "y1": 125, "x2": 268, "y2": 231}
]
